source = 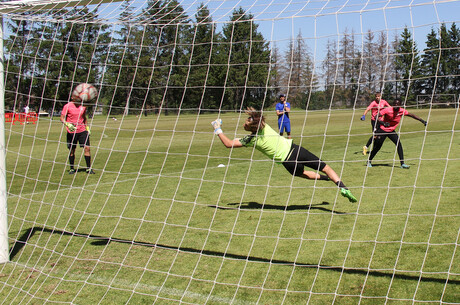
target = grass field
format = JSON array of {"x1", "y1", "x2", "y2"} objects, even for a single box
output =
[{"x1": 1, "y1": 108, "x2": 459, "y2": 304}]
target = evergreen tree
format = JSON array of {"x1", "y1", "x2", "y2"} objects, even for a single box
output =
[
  {"x1": 375, "y1": 31, "x2": 391, "y2": 92},
  {"x1": 5, "y1": 9, "x2": 109, "y2": 113},
  {"x1": 187, "y1": 4, "x2": 224, "y2": 111},
  {"x1": 221, "y1": 7, "x2": 271, "y2": 110},
  {"x1": 448, "y1": 23, "x2": 460, "y2": 93},
  {"x1": 140, "y1": 0, "x2": 191, "y2": 115},
  {"x1": 420, "y1": 28, "x2": 439, "y2": 96},
  {"x1": 338, "y1": 29, "x2": 359, "y2": 106},
  {"x1": 362, "y1": 30, "x2": 376, "y2": 93},
  {"x1": 322, "y1": 40, "x2": 338, "y2": 108},
  {"x1": 270, "y1": 42, "x2": 283, "y2": 102},
  {"x1": 105, "y1": 0, "x2": 144, "y2": 115},
  {"x1": 437, "y1": 24, "x2": 451, "y2": 94},
  {"x1": 394, "y1": 27, "x2": 421, "y2": 102},
  {"x1": 282, "y1": 31, "x2": 317, "y2": 109},
  {"x1": 5, "y1": 16, "x2": 37, "y2": 111}
]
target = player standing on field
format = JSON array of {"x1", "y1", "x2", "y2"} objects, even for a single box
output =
[
  {"x1": 276, "y1": 94, "x2": 291, "y2": 139},
  {"x1": 367, "y1": 99, "x2": 427, "y2": 169},
  {"x1": 60, "y1": 89, "x2": 94, "y2": 174},
  {"x1": 211, "y1": 107, "x2": 357, "y2": 203},
  {"x1": 360, "y1": 91, "x2": 390, "y2": 155}
]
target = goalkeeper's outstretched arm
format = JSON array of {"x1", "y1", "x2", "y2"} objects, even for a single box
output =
[
  {"x1": 407, "y1": 112, "x2": 427, "y2": 126},
  {"x1": 217, "y1": 133, "x2": 243, "y2": 148},
  {"x1": 211, "y1": 119, "x2": 243, "y2": 148}
]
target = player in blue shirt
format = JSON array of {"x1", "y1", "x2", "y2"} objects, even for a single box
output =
[{"x1": 276, "y1": 94, "x2": 291, "y2": 138}]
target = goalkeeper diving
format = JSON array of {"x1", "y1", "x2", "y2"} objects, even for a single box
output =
[{"x1": 211, "y1": 107, "x2": 357, "y2": 203}]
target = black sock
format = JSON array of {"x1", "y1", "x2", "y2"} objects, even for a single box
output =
[
  {"x1": 69, "y1": 155, "x2": 75, "y2": 169},
  {"x1": 85, "y1": 155, "x2": 91, "y2": 169},
  {"x1": 319, "y1": 175, "x2": 330, "y2": 181},
  {"x1": 335, "y1": 180, "x2": 347, "y2": 189},
  {"x1": 366, "y1": 136, "x2": 373, "y2": 148}
]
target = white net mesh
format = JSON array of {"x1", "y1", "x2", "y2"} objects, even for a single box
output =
[{"x1": 1, "y1": 0, "x2": 459, "y2": 303}]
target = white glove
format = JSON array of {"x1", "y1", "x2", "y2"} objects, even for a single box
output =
[
  {"x1": 65, "y1": 122, "x2": 76, "y2": 132},
  {"x1": 211, "y1": 119, "x2": 222, "y2": 135}
]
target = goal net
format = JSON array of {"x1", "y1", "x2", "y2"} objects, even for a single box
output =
[
  {"x1": 416, "y1": 94, "x2": 458, "y2": 108},
  {"x1": 1, "y1": 0, "x2": 459, "y2": 303}
]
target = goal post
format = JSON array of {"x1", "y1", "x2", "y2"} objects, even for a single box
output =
[
  {"x1": 0, "y1": 17, "x2": 8, "y2": 264},
  {"x1": 0, "y1": 0, "x2": 115, "y2": 14},
  {"x1": 1, "y1": 0, "x2": 202, "y2": 266},
  {"x1": 0, "y1": 0, "x2": 126, "y2": 264}
]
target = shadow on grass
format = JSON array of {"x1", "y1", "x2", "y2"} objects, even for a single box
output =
[
  {"x1": 9, "y1": 226, "x2": 458, "y2": 286},
  {"x1": 209, "y1": 201, "x2": 349, "y2": 214},
  {"x1": 364, "y1": 163, "x2": 394, "y2": 168}
]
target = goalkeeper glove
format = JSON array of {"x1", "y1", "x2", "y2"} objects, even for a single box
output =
[
  {"x1": 360, "y1": 115, "x2": 366, "y2": 121},
  {"x1": 421, "y1": 119, "x2": 427, "y2": 126},
  {"x1": 86, "y1": 126, "x2": 91, "y2": 135},
  {"x1": 211, "y1": 119, "x2": 223, "y2": 135},
  {"x1": 382, "y1": 121, "x2": 390, "y2": 127},
  {"x1": 65, "y1": 122, "x2": 76, "y2": 132}
]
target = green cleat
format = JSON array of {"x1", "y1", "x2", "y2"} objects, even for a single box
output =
[
  {"x1": 86, "y1": 169, "x2": 95, "y2": 174},
  {"x1": 400, "y1": 164, "x2": 410, "y2": 169},
  {"x1": 340, "y1": 188, "x2": 357, "y2": 203},
  {"x1": 69, "y1": 169, "x2": 76, "y2": 175}
]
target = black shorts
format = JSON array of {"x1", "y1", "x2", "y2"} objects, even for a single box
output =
[
  {"x1": 282, "y1": 143, "x2": 326, "y2": 177},
  {"x1": 67, "y1": 131, "x2": 90, "y2": 149},
  {"x1": 370, "y1": 119, "x2": 377, "y2": 131},
  {"x1": 374, "y1": 127, "x2": 397, "y2": 138}
]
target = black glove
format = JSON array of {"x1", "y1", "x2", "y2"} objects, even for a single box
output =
[
  {"x1": 422, "y1": 120, "x2": 427, "y2": 126},
  {"x1": 382, "y1": 121, "x2": 390, "y2": 127}
]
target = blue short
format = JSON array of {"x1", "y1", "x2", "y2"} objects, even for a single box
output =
[{"x1": 278, "y1": 120, "x2": 291, "y2": 133}]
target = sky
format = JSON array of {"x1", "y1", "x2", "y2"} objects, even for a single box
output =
[
  {"x1": 94, "y1": 0, "x2": 460, "y2": 62},
  {"x1": 176, "y1": 0, "x2": 460, "y2": 62},
  {"x1": 3, "y1": 0, "x2": 460, "y2": 62}
]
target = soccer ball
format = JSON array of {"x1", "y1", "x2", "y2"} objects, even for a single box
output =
[{"x1": 72, "y1": 83, "x2": 98, "y2": 102}]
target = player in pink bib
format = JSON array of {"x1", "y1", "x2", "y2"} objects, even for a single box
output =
[
  {"x1": 367, "y1": 99, "x2": 427, "y2": 169},
  {"x1": 60, "y1": 88, "x2": 94, "y2": 174},
  {"x1": 360, "y1": 91, "x2": 390, "y2": 155}
]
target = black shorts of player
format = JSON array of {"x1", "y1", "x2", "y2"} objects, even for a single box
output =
[
  {"x1": 373, "y1": 127, "x2": 397, "y2": 139},
  {"x1": 282, "y1": 143, "x2": 326, "y2": 177},
  {"x1": 370, "y1": 119, "x2": 377, "y2": 131},
  {"x1": 67, "y1": 131, "x2": 90, "y2": 150}
]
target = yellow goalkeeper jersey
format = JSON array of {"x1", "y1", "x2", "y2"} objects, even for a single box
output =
[{"x1": 239, "y1": 124, "x2": 292, "y2": 163}]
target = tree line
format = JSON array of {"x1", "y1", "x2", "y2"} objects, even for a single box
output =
[{"x1": 5, "y1": 0, "x2": 460, "y2": 115}]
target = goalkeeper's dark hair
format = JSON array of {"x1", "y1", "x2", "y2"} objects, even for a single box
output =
[
  {"x1": 245, "y1": 107, "x2": 265, "y2": 133},
  {"x1": 392, "y1": 99, "x2": 402, "y2": 107}
]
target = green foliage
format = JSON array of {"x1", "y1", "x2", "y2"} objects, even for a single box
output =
[
  {"x1": 394, "y1": 28, "x2": 421, "y2": 101},
  {"x1": 220, "y1": 8, "x2": 271, "y2": 110},
  {"x1": 5, "y1": 9, "x2": 109, "y2": 113}
]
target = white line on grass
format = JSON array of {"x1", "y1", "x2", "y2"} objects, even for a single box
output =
[
  {"x1": 8, "y1": 161, "x2": 245, "y2": 199},
  {"x1": 12, "y1": 262, "x2": 255, "y2": 305}
]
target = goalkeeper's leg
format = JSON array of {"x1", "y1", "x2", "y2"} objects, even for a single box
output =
[
  {"x1": 321, "y1": 165, "x2": 357, "y2": 203},
  {"x1": 282, "y1": 144, "x2": 357, "y2": 202}
]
